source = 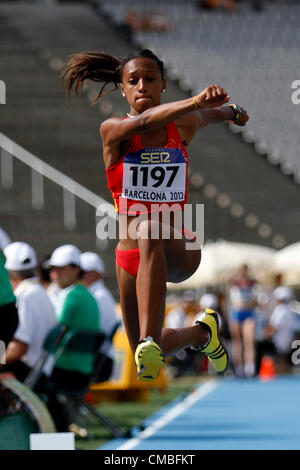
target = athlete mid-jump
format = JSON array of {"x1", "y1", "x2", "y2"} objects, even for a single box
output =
[{"x1": 63, "y1": 49, "x2": 249, "y2": 381}]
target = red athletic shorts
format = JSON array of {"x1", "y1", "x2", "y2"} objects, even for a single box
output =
[{"x1": 115, "y1": 228, "x2": 197, "y2": 277}]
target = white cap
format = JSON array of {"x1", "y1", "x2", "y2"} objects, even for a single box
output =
[
  {"x1": 80, "y1": 252, "x2": 105, "y2": 275},
  {"x1": 273, "y1": 286, "x2": 293, "y2": 303},
  {"x1": 48, "y1": 244, "x2": 81, "y2": 268},
  {"x1": 0, "y1": 227, "x2": 11, "y2": 251},
  {"x1": 200, "y1": 293, "x2": 218, "y2": 310},
  {"x1": 4, "y1": 242, "x2": 37, "y2": 271}
]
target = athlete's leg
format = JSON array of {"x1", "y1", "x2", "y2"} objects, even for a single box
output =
[
  {"x1": 242, "y1": 316, "x2": 256, "y2": 377},
  {"x1": 117, "y1": 254, "x2": 227, "y2": 377},
  {"x1": 136, "y1": 219, "x2": 201, "y2": 345},
  {"x1": 116, "y1": 263, "x2": 140, "y2": 353},
  {"x1": 116, "y1": 262, "x2": 209, "y2": 356},
  {"x1": 161, "y1": 326, "x2": 209, "y2": 357},
  {"x1": 136, "y1": 227, "x2": 167, "y2": 343}
]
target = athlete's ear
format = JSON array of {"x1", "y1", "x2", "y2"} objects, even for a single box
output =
[
  {"x1": 121, "y1": 85, "x2": 126, "y2": 97},
  {"x1": 161, "y1": 79, "x2": 167, "y2": 94}
]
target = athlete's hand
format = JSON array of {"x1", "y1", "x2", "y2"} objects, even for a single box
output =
[
  {"x1": 195, "y1": 85, "x2": 230, "y2": 109},
  {"x1": 232, "y1": 107, "x2": 249, "y2": 126}
]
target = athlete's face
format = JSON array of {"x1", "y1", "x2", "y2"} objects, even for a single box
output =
[{"x1": 121, "y1": 57, "x2": 166, "y2": 115}]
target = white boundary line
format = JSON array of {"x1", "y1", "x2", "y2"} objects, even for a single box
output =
[{"x1": 117, "y1": 379, "x2": 219, "y2": 450}]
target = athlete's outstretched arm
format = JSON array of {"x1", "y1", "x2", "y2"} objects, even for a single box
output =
[
  {"x1": 100, "y1": 84, "x2": 229, "y2": 147},
  {"x1": 198, "y1": 105, "x2": 249, "y2": 127},
  {"x1": 175, "y1": 104, "x2": 249, "y2": 145}
]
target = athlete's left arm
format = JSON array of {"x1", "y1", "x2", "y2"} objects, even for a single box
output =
[{"x1": 176, "y1": 105, "x2": 249, "y2": 144}]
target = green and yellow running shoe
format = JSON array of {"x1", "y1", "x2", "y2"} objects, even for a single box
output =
[
  {"x1": 195, "y1": 308, "x2": 228, "y2": 373},
  {"x1": 134, "y1": 336, "x2": 165, "y2": 382}
]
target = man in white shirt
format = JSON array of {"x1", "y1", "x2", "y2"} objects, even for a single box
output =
[
  {"x1": 80, "y1": 252, "x2": 119, "y2": 381},
  {"x1": 264, "y1": 286, "x2": 296, "y2": 372},
  {"x1": 2, "y1": 242, "x2": 57, "y2": 386}
]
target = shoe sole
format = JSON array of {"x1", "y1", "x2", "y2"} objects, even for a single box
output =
[{"x1": 136, "y1": 344, "x2": 165, "y2": 382}]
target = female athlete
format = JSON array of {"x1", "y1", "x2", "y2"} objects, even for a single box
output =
[{"x1": 63, "y1": 49, "x2": 249, "y2": 381}]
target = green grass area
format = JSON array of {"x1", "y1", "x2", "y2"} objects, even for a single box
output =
[{"x1": 75, "y1": 376, "x2": 204, "y2": 450}]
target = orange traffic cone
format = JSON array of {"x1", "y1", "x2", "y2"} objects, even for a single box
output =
[{"x1": 259, "y1": 355, "x2": 276, "y2": 382}]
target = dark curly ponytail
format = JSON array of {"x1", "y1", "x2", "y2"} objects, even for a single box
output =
[{"x1": 62, "y1": 49, "x2": 165, "y2": 105}]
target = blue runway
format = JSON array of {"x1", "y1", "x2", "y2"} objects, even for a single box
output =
[{"x1": 99, "y1": 376, "x2": 300, "y2": 450}]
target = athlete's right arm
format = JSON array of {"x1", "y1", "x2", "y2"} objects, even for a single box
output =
[{"x1": 100, "y1": 85, "x2": 229, "y2": 149}]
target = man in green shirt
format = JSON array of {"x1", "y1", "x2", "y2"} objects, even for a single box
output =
[
  {"x1": 0, "y1": 228, "x2": 18, "y2": 352},
  {"x1": 48, "y1": 244, "x2": 100, "y2": 376},
  {"x1": 46, "y1": 244, "x2": 100, "y2": 431}
]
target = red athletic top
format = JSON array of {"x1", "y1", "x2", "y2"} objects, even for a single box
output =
[{"x1": 105, "y1": 121, "x2": 189, "y2": 215}]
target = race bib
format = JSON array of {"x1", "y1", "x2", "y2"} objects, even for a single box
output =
[{"x1": 122, "y1": 148, "x2": 186, "y2": 203}]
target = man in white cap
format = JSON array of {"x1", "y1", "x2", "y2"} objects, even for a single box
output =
[
  {"x1": 263, "y1": 286, "x2": 296, "y2": 372},
  {"x1": 80, "y1": 251, "x2": 119, "y2": 381},
  {"x1": 47, "y1": 244, "x2": 100, "y2": 431},
  {"x1": 0, "y1": 229, "x2": 19, "y2": 352},
  {"x1": 1, "y1": 242, "x2": 57, "y2": 384}
]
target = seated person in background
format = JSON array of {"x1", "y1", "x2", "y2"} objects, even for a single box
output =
[
  {"x1": 80, "y1": 252, "x2": 119, "y2": 382},
  {"x1": 47, "y1": 244, "x2": 100, "y2": 431},
  {"x1": 1, "y1": 242, "x2": 57, "y2": 387},
  {"x1": 263, "y1": 286, "x2": 296, "y2": 374}
]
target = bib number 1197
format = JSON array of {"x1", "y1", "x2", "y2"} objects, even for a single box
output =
[{"x1": 129, "y1": 165, "x2": 179, "y2": 188}]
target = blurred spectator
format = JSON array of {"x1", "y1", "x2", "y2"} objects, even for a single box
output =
[
  {"x1": 0, "y1": 230, "x2": 19, "y2": 350},
  {"x1": 182, "y1": 290, "x2": 199, "y2": 326},
  {"x1": 80, "y1": 251, "x2": 119, "y2": 382},
  {"x1": 1, "y1": 242, "x2": 57, "y2": 387},
  {"x1": 125, "y1": 10, "x2": 143, "y2": 31},
  {"x1": 46, "y1": 244, "x2": 100, "y2": 431},
  {"x1": 125, "y1": 9, "x2": 171, "y2": 32},
  {"x1": 199, "y1": 292, "x2": 218, "y2": 311},
  {"x1": 39, "y1": 255, "x2": 60, "y2": 307},
  {"x1": 199, "y1": 290, "x2": 231, "y2": 341},
  {"x1": 165, "y1": 298, "x2": 193, "y2": 377},
  {"x1": 165, "y1": 300, "x2": 186, "y2": 330},
  {"x1": 199, "y1": 291, "x2": 226, "y2": 333},
  {"x1": 198, "y1": 0, "x2": 237, "y2": 12},
  {"x1": 228, "y1": 264, "x2": 257, "y2": 377},
  {"x1": 39, "y1": 254, "x2": 52, "y2": 290},
  {"x1": 263, "y1": 286, "x2": 297, "y2": 373}
]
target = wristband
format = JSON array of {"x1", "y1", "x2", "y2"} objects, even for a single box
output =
[
  {"x1": 228, "y1": 104, "x2": 242, "y2": 122},
  {"x1": 193, "y1": 95, "x2": 201, "y2": 110}
]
